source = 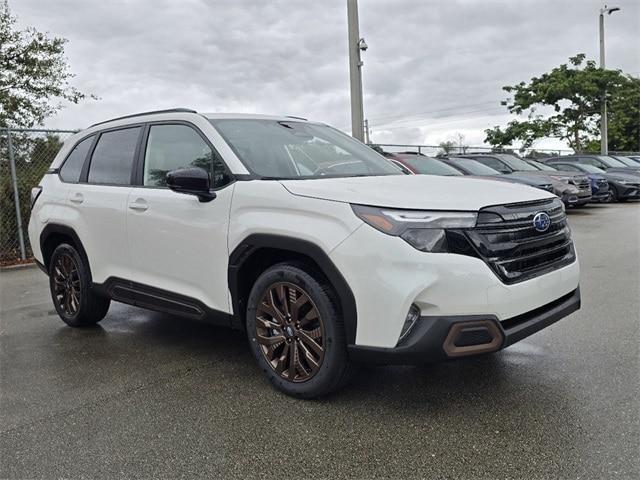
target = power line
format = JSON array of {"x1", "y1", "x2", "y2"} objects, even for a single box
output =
[{"x1": 370, "y1": 107, "x2": 507, "y2": 131}]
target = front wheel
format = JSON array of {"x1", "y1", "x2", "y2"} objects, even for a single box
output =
[
  {"x1": 49, "y1": 243, "x2": 110, "y2": 327},
  {"x1": 246, "y1": 263, "x2": 354, "y2": 398}
]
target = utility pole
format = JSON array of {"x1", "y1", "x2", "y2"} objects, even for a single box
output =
[
  {"x1": 599, "y1": 5, "x2": 621, "y2": 155},
  {"x1": 347, "y1": 0, "x2": 366, "y2": 142},
  {"x1": 364, "y1": 118, "x2": 370, "y2": 144}
]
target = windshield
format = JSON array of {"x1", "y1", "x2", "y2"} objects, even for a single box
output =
[
  {"x1": 210, "y1": 119, "x2": 401, "y2": 179},
  {"x1": 452, "y1": 158, "x2": 501, "y2": 175},
  {"x1": 612, "y1": 156, "x2": 640, "y2": 167},
  {"x1": 597, "y1": 155, "x2": 627, "y2": 168},
  {"x1": 495, "y1": 154, "x2": 539, "y2": 171},
  {"x1": 573, "y1": 163, "x2": 606, "y2": 173},
  {"x1": 528, "y1": 160, "x2": 557, "y2": 171},
  {"x1": 399, "y1": 156, "x2": 463, "y2": 176}
]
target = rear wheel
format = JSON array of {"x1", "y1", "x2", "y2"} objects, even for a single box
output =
[
  {"x1": 246, "y1": 263, "x2": 353, "y2": 398},
  {"x1": 49, "y1": 244, "x2": 110, "y2": 327}
]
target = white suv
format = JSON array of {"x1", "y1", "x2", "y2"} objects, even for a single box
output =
[{"x1": 28, "y1": 109, "x2": 581, "y2": 398}]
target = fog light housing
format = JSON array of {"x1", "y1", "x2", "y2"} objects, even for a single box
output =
[{"x1": 397, "y1": 304, "x2": 420, "y2": 345}]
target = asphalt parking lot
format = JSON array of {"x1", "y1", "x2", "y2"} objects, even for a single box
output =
[{"x1": 1, "y1": 203, "x2": 638, "y2": 479}]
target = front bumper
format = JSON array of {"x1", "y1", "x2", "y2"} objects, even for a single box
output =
[
  {"x1": 620, "y1": 185, "x2": 640, "y2": 199},
  {"x1": 329, "y1": 223, "x2": 581, "y2": 349},
  {"x1": 349, "y1": 287, "x2": 581, "y2": 364}
]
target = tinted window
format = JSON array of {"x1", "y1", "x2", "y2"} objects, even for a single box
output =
[
  {"x1": 88, "y1": 127, "x2": 140, "y2": 185},
  {"x1": 452, "y1": 159, "x2": 500, "y2": 175},
  {"x1": 597, "y1": 155, "x2": 626, "y2": 167},
  {"x1": 553, "y1": 163, "x2": 581, "y2": 172},
  {"x1": 578, "y1": 157, "x2": 605, "y2": 168},
  {"x1": 60, "y1": 136, "x2": 93, "y2": 182},
  {"x1": 474, "y1": 157, "x2": 511, "y2": 173},
  {"x1": 143, "y1": 124, "x2": 231, "y2": 188},
  {"x1": 400, "y1": 156, "x2": 462, "y2": 176},
  {"x1": 494, "y1": 154, "x2": 539, "y2": 171}
]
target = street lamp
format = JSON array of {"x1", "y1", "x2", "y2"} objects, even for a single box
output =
[
  {"x1": 599, "y1": 4, "x2": 621, "y2": 155},
  {"x1": 347, "y1": 0, "x2": 367, "y2": 142}
]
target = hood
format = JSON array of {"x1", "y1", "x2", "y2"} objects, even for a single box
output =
[
  {"x1": 279, "y1": 175, "x2": 554, "y2": 211},
  {"x1": 502, "y1": 172, "x2": 551, "y2": 187},
  {"x1": 608, "y1": 167, "x2": 640, "y2": 175},
  {"x1": 606, "y1": 171, "x2": 640, "y2": 182}
]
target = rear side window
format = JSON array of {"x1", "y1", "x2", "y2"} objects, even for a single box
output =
[
  {"x1": 88, "y1": 127, "x2": 141, "y2": 185},
  {"x1": 143, "y1": 124, "x2": 232, "y2": 188},
  {"x1": 60, "y1": 136, "x2": 93, "y2": 182}
]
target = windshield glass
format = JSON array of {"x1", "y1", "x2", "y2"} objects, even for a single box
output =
[
  {"x1": 528, "y1": 160, "x2": 557, "y2": 171},
  {"x1": 573, "y1": 163, "x2": 606, "y2": 173},
  {"x1": 399, "y1": 156, "x2": 463, "y2": 176},
  {"x1": 453, "y1": 158, "x2": 500, "y2": 175},
  {"x1": 495, "y1": 154, "x2": 539, "y2": 171},
  {"x1": 612, "y1": 156, "x2": 640, "y2": 167},
  {"x1": 597, "y1": 155, "x2": 627, "y2": 167},
  {"x1": 210, "y1": 119, "x2": 401, "y2": 179}
]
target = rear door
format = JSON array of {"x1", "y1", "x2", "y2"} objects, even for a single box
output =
[
  {"x1": 68, "y1": 126, "x2": 142, "y2": 283},
  {"x1": 126, "y1": 122, "x2": 235, "y2": 313}
]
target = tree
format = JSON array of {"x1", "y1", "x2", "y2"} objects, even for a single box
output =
[
  {"x1": 484, "y1": 54, "x2": 639, "y2": 153},
  {"x1": 0, "y1": 1, "x2": 93, "y2": 128}
]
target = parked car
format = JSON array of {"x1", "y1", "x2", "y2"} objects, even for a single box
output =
[
  {"x1": 543, "y1": 154, "x2": 640, "y2": 175},
  {"x1": 439, "y1": 157, "x2": 555, "y2": 193},
  {"x1": 384, "y1": 152, "x2": 466, "y2": 177},
  {"x1": 546, "y1": 159, "x2": 640, "y2": 202},
  {"x1": 28, "y1": 109, "x2": 581, "y2": 398},
  {"x1": 524, "y1": 159, "x2": 606, "y2": 204},
  {"x1": 456, "y1": 153, "x2": 591, "y2": 206}
]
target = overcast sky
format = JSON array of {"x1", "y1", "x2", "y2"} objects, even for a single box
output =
[{"x1": 12, "y1": 0, "x2": 640, "y2": 150}]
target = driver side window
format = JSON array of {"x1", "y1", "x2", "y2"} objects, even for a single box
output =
[{"x1": 143, "y1": 124, "x2": 232, "y2": 188}]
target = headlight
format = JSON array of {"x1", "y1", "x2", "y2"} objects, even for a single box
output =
[{"x1": 351, "y1": 205, "x2": 477, "y2": 252}]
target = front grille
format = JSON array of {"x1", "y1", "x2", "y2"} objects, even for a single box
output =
[{"x1": 464, "y1": 198, "x2": 575, "y2": 284}]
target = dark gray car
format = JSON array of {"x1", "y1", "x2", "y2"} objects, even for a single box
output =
[{"x1": 546, "y1": 160, "x2": 640, "y2": 202}]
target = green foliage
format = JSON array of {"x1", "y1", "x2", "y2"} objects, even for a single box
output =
[
  {"x1": 485, "y1": 54, "x2": 639, "y2": 153},
  {"x1": 0, "y1": 1, "x2": 93, "y2": 127},
  {"x1": 0, "y1": 134, "x2": 62, "y2": 261}
]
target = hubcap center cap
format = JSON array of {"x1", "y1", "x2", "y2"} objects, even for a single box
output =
[{"x1": 285, "y1": 325, "x2": 295, "y2": 337}]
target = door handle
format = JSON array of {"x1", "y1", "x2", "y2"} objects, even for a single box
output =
[
  {"x1": 128, "y1": 198, "x2": 148, "y2": 212},
  {"x1": 70, "y1": 192, "x2": 84, "y2": 204}
]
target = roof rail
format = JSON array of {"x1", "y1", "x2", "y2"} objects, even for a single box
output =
[
  {"x1": 285, "y1": 115, "x2": 308, "y2": 121},
  {"x1": 89, "y1": 108, "x2": 198, "y2": 128}
]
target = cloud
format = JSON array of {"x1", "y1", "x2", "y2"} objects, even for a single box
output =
[{"x1": 12, "y1": 0, "x2": 640, "y2": 149}]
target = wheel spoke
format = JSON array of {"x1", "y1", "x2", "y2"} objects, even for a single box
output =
[
  {"x1": 298, "y1": 340, "x2": 320, "y2": 369},
  {"x1": 290, "y1": 292, "x2": 310, "y2": 320},
  {"x1": 276, "y1": 284, "x2": 290, "y2": 317},
  {"x1": 298, "y1": 330, "x2": 323, "y2": 356},
  {"x1": 256, "y1": 315, "x2": 281, "y2": 331},
  {"x1": 299, "y1": 308, "x2": 319, "y2": 327},
  {"x1": 256, "y1": 333, "x2": 286, "y2": 347},
  {"x1": 274, "y1": 343, "x2": 290, "y2": 374},
  {"x1": 288, "y1": 341, "x2": 298, "y2": 380}
]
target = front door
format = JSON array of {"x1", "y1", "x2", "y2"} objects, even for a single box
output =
[{"x1": 126, "y1": 123, "x2": 235, "y2": 313}]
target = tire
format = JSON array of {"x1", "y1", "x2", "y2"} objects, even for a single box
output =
[
  {"x1": 246, "y1": 263, "x2": 354, "y2": 398},
  {"x1": 609, "y1": 185, "x2": 620, "y2": 202},
  {"x1": 49, "y1": 243, "x2": 110, "y2": 327}
]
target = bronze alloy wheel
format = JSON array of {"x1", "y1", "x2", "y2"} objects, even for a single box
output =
[
  {"x1": 52, "y1": 253, "x2": 81, "y2": 317},
  {"x1": 255, "y1": 282, "x2": 325, "y2": 382}
]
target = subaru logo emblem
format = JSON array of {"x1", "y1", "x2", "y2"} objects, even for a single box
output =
[{"x1": 532, "y1": 212, "x2": 551, "y2": 232}]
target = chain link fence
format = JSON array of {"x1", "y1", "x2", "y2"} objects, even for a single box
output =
[{"x1": 1, "y1": 128, "x2": 77, "y2": 266}]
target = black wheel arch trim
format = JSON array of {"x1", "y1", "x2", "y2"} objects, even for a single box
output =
[
  {"x1": 39, "y1": 224, "x2": 91, "y2": 279},
  {"x1": 228, "y1": 234, "x2": 358, "y2": 344}
]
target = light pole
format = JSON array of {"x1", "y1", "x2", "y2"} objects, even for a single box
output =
[
  {"x1": 599, "y1": 4, "x2": 620, "y2": 155},
  {"x1": 347, "y1": 0, "x2": 367, "y2": 141}
]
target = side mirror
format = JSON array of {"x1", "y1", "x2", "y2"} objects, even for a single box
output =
[{"x1": 166, "y1": 167, "x2": 216, "y2": 202}]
